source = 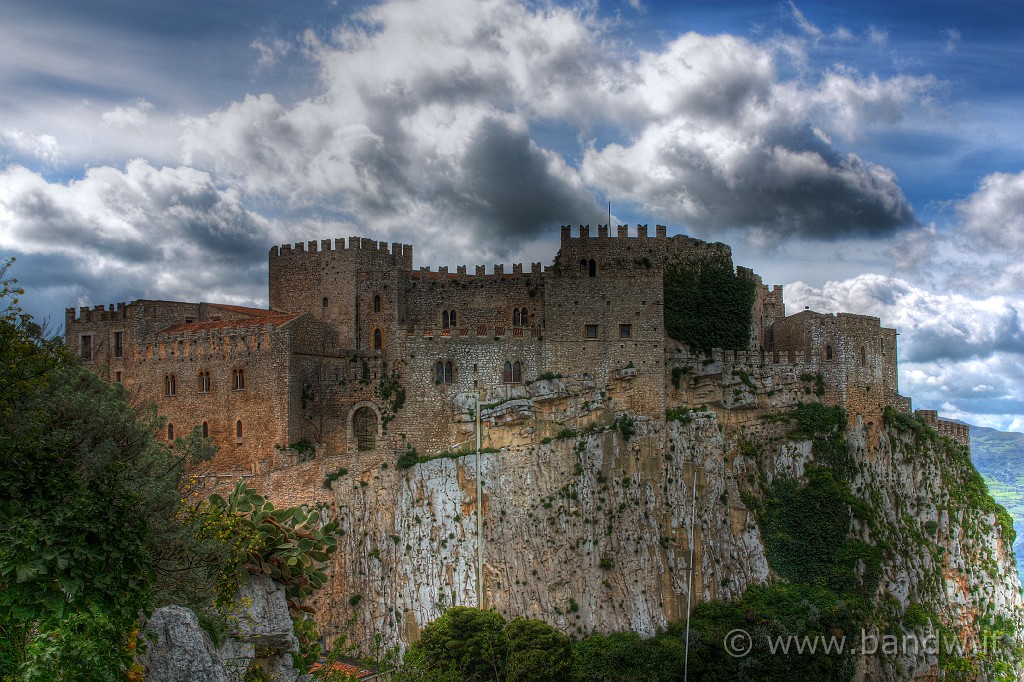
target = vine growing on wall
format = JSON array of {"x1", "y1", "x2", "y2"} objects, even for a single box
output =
[{"x1": 663, "y1": 255, "x2": 755, "y2": 352}]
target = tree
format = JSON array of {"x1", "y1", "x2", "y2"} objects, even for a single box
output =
[
  {"x1": 0, "y1": 261, "x2": 211, "y2": 679},
  {"x1": 401, "y1": 608, "x2": 572, "y2": 682}
]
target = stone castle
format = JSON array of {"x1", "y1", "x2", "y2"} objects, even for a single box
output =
[{"x1": 65, "y1": 224, "x2": 966, "y2": 497}]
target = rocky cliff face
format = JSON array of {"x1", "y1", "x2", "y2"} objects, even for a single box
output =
[{"x1": 314, "y1": 400, "x2": 1022, "y2": 679}]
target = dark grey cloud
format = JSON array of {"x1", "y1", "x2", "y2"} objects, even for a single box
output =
[{"x1": 0, "y1": 161, "x2": 279, "y2": 319}]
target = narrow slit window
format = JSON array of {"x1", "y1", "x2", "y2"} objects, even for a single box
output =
[
  {"x1": 373, "y1": 328, "x2": 382, "y2": 350},
  {"x1": 202, "y1": 421, "x2": 209, "y2": 438},
  {"x1": 436, "y1": 361, "x2": 445, "y2": 384},
  {"x1": 442, "y1": 310, "x2": 450, "y2": 329},
  {"x1": 588, "y1": 259, "x2": 596, "y2": 277},
  {"x1": 513, "y1": 308, "x2": 520, "y2": 327},
  {"x1": 167, "y1": 423, "x2": 174, "y2": 441},
  {"x1": 236, "y1": 420, "x2": 243, "y2": 438},
  {"x1": 444, "y1": 361, "x2": 453, "y2": 383},
  {"x1": 825, "y1": 345, "x2": 833, "y2": 361},
  {"x1": 374, "y1": 295, "x2": 381, "y2": 313},
  {"x1": 114, "y1": 331, "x2": 124, "y2": 358}
]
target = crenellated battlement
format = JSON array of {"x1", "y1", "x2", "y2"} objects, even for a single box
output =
[
  {"x1": 269, "y1": 236, "x2": 413, "y2": 265},
  {"x1": 66, "y1": 302, "x2": 127, "y2": 323},
  {"x1": 408, "y1": 262, "x2": 544, "y2": 280},
  {"x1": 560, "y1": 224, "x2": 668, "y2": 242},
  {"x1": 916, "y1": 409, "x2": 971, "y2": 448}
]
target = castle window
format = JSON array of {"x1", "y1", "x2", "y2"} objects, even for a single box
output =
[
  {"x1": 198, "y1": 370, "x2": 211, "y2": 393},
  {"x1": 585, "y1": 324, "x2": 598, "y2": 339},
  {"x1": 202, "y1": 421, "x2": 209, "y2": 438},
  {"x1": 114, "y1": 331, "x2": 124, "y2": 358},
  {"x1": 232, "y1": 368, "x2": 245, "y2": 391},
  {"x1": 503, "y1": 361, "x2": 513, "y2": 384},
  {"x1": 512, "y1": 361, "x2": 522, "y2": 383},
  {"x1": 353, "y1": 407, "x2": 377, "y2": 451},
  {"x1": 236, "y1": 420, "x2": 243, "y2": 439},
  {"x1": 521, "y1": 307, "x2": 527, "y2": 326},
  {"x1": 114, "y1": 371, "x2": 122, "y2": 383},
  {"x1": 436, "y1": 361, "x2": 453, "y2": 384},
  {"x1": 579, "y1": 259, "x2": 587, "y2": 273},
  {"x1": 80, "y1": 335, "x2": 93, "y2": 361},
  {"x1": 322, "y1": 297, "x2": 328, "y2": 308},
  {"x1": 164, "y1": 374, "x2": 176, "y2": 397},
  {"x1": 374, "y1": 295, "x2": 381, "y2": 313},
  {"x1": 373, "y1": 328, "x2": 382, "y2": 350},
  {"x1": 825, "y1": 345, "x2": 833, "y2": 361},
  {"x1": 167, "y1": 424, "x2": 174, "y2": 441},
  {"x1": 513, "y1": 307, "x2": 520, "y2": 327},
  {"x1": 442, "y1": 310, "x2": 450, "y2": 329},
  {"x1": 619, "y1": 324, "x2": 632, "y2": 339},
  {"x1": 588, "y1": 259, "x2": 597, "y2": 277},
  {"x1": 449, "y1": 310, "x2": 457, "y2": 328},
  {"x1": 860, "y1": 346, "x2": 866, "y2": 367}
]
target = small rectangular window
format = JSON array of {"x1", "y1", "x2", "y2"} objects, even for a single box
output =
[
  {"x1": 585, "y1": 324, "x2": 598, "y2": 339},
  {"x1": 80, "y1": 335, "x2": 93, "y2": 361},
  {"x1": 113, "y1": 331, "x2": 124, "y2": 358},
  {"x1": 114, "y1": 371, "x2": 122, "y2": 383},
  {"x1": 619, "y1": 324, "x2": 632, "y2": 339}
]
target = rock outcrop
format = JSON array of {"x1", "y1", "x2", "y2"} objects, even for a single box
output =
[
  {"x1": 141, "y1": 576, "x2": 307, "y2": 681},
  {"x1": 314, "y1": 404, "x2": 1023, "y2": 680}
]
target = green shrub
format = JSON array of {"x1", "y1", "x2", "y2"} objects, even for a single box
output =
[{"x1": 663, "y1": 256, "x2": 756, "y2": 352}]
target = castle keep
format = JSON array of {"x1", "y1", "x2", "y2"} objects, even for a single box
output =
[{"x1": 65, "y1": 225, "x2": 963, "y2": 495}]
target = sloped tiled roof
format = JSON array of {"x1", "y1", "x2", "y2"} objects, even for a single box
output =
[{"x1": 308, "y1": 660, "x2": 375, "y2": 679}]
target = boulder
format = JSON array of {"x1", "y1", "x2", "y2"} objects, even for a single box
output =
[
  {"x1": 140, "y1": 606, "x2": 228, "y2": 682},
  {"x1": 230, "y1": 574, "x2": 300, "y2": 654}
]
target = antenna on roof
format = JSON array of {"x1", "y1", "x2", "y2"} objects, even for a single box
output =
[{"x1": 608, "y1": 201, "x2": 611, "y2": 231}]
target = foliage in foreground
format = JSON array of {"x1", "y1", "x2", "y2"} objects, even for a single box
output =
[{"x1": 0, "y1": 260, "x2": 338, "y2": 680}]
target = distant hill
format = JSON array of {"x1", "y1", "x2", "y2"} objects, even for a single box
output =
[{"x1": 970, "y1": 424, "x2": 1024, "y2": 585}]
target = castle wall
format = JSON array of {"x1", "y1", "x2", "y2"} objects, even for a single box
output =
[
  {"x1": 915, "y1": 409, "x2": 970, "y2": 448},
  {"x1": 269, "y1": 238, "x2": 413, "y2": 349},
  {"x1": 132, "y1": 319, "x2": 297, "y2": 476},
  {"x1": 392, "y1": 328, "x2": 545, "y2": 454},
  {"x1": 769, "y1": 311, "x2": 904, "y2": 421},
  {"x1": 399, "y1": 266, "x2": 544, "y2": 331},
  {"x1": 544, "y1": 226, "x2": 667, "y2": 419}
]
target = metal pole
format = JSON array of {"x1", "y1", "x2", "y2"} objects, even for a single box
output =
[
  {"x1": 683, "y1": 465, "x2": 698, "y2": 682},
  {"x1": 476, "y1": 392, "x2": 483, "y2": 608}
]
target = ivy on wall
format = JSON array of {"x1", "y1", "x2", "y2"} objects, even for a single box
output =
[{"x1": 663, "y1": 256, "x2": 756, "y2": 352}]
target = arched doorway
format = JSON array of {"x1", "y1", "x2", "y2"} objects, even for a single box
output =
[{"x1": 352, "y1": 406, "x2": 378, "y2": 451}]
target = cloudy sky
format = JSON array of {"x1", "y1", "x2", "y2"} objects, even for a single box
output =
[{"x1": 1, "y1": 0, "x2": 1021, "y2": 431}]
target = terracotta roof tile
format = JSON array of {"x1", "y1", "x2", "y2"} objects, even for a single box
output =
[{"x1": 308, "y1": 661, "x2": 374, "y2": 678}]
